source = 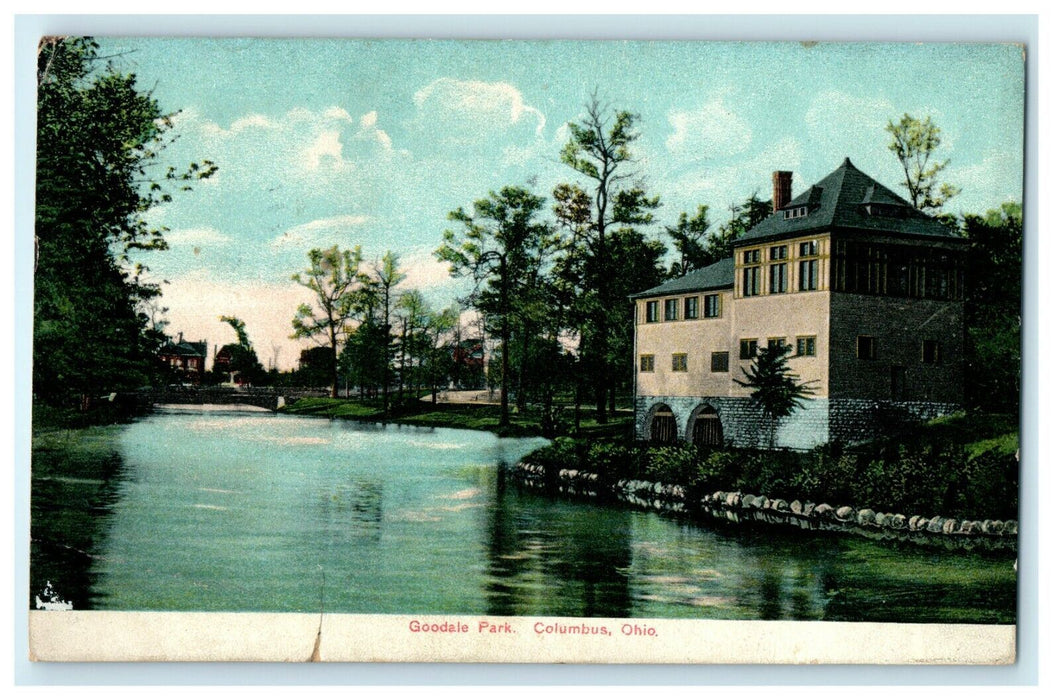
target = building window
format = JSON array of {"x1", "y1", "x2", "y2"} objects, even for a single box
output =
[
  {"x1": 798, "y1": 259, "x2": 819, "y2": 290},
  {"x1": 645, "y1": 301, "x2": 659, "y2": 323},
  {"x1": 739, "y1": 339, "x2": 758, "y2": 360},
  {"x1": 684, "y1": 296, "x2": 699, "y2": 320},
  {"x1": 799, "y1": 241, "x2": 819, "y2": 256},
  {"x1": 769, "y1": 262, "x2": 788, "y2": 293},
  {"x1": 664, "y1": 298, "x2": 679, "y2": 321},
  {"x1": 742, "y1": 266, "x2": 761, "y2": 297},
  {"x1": 796, "y1": 336, "x2": 817, "y2": 357},
  {"x1": 704, "y1": 294, "x2": 721, "y2": 318},
  {"x1": 783, "y1": 206, "x2": 808, "y2": 220},
  {"x1": 742, "y1": 249, "x2": 761, "y2": 264},
  {"x1": 671, "y1": 353, "x2": 688, "y2": 372},
  {"x1": 640, "y1": 354, "x2": 655, "y2": 372},
  {"x1": 767, "y1": 337, "x2": 787, "y2": 352},
  {"x1": 857, "y1": 335, "x2": 877, "y2": 360},
  {"x1": 769, "y1": 245, "x2": 788, "y2": 260},
  {"x1": 922, "y1": 340, "x2": 940, "y2": 365},
  {"x1": 711, "y1": 352, "x2": 729, "y2": 373}
]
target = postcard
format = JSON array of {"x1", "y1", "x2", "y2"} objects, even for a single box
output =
[{"x1": 27, "y1": 34, "x2": 1024, "y2": 664}]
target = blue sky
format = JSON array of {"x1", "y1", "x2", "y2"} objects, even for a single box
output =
[{"x1": 98, "y1": 38, "x2": 1025, "y2": 370}]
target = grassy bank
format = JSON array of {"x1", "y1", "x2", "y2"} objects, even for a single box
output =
[
  {"x1": 525, "y1": 411, "x2": 1019, "y2": 522},
  {"x1": 279, "y1": 396, "x2": 633, "y2": 439}
]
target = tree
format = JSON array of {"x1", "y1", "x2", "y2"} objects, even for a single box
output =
[
  {"x1": 734, "y1": 343, "x2": 816, "y2": 448},
  {"x1": 665, "y1": 205, "x2": 713, "y2": 277},
  {"x1": 369, "y1": 251, "x2": 406, "y2": 415},
  {"x1": 554, "y1": 96, "x2": 661, "y2": 422},
  {"x1": 963, "y1": 202, "x2": 1022, "y2": 414},
  {"x1": 291, "y1": 245, "x2": 367, "y2": 398},
  {"x1": 34, "y1": 37, "x2": 216, "y2": 407},
  {"x1": 437, "y1": 186, "x2": 552, "y2": 427},
  {"x1": 886, "y1": 113, "x2": 960, "y2": 213},
  {"x1": 216, "y1": 316, "x2": 265, "y2": 386}
]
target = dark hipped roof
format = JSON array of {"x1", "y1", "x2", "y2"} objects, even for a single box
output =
[
  {"x1": 736, "y1": 157, "x2": 960, "y2": 244},
  {"x1": 630, "y1": 258, "x2": 734, "y2": 299},
  {"x1": 160, "y1": 340, "x2": 207, "y2": 357}
]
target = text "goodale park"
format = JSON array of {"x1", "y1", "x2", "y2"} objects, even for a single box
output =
[{"x1": 407, "y1": 620, "x2": 658, "y2": 637}]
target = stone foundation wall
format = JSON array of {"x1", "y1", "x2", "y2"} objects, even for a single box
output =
[
  {"x1": 635, "y1": 394, "x2": 961, "y2": 449},
  {"x1": 510, "y1": 462, "x2": 1016, "y2": 553}
]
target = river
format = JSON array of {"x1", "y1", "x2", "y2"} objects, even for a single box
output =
[{"x1": 30, "y1": 407, "x2": 1016, "y2": 622}]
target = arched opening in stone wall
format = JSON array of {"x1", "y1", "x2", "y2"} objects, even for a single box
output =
[
  {"x1": 688, "y1": 403, "x2": 724, "y2": 447},
  {"x1": 646, "y1": 404, "x2": 678, "y2": 443}
]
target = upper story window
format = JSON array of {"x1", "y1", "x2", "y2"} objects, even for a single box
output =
[
  {"x1": 783, "y1": 206, "x2": 808, "y2": 220},
  {"x1": 742, "y1": 267, "x2": 761, "y2": 297},
  {"x1": 739, "y1": 339, "x2": 758, "y2": 360},
  {"x1": 711, "y1": 352, "x2": 729, "y2": 373},
  {"x1": 645, "y1": 300, "x2": 659, "y2": 323},
  {"x1": 640, "y1": 354, "x2": 655, "y2": 372},
  {"x1": 769, "y1": 262, "x2": 788, "y2": 293},
  {"x1": 671, "y1": 353, "x2": 688, "y2": 372},
  {"x1": 684, "y1": 296, "x2": 699, "y2": 320},
  {"x1": 857, "y1": 335, "x2": 878, "y2": 360},
  {"x1": 767, "y1": 337, "x2": 787, "y2": 352},
  {"x1": 664, "y1": 298, "x2": 679, "y2": 321},
  {"x1": 798, "y1": 239, "x2": 821, "y2": 291},
  {"x1": 769, "y1": 245, "x2": 788, "y2": 260},
  {"x1": 743, "y1": 249, "x2": 761, "y2": 264},
  {"x1": 799, "y1": 240, "x2": 819, "y2": 257},
  {"x1": 704, "y1": 294, "x2": 721, "y2": 318}
]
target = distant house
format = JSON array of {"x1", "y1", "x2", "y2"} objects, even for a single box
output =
[
  {"x1": 451, "y1": 337, "x2": 486, "y2": 389},
  {"x1": 631, "y1": 158, "x2": 967, "y2": 449},
  {"x1": 158, "y1": 333, "x2": 208, "y2": 385}
]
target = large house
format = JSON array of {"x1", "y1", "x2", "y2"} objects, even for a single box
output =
[
  {"x1": 631, "y1": 158, "x2": 967, "y2": 449},
  {"x1": 158, "y1": 333, "x2": 208, "y2": 385}
]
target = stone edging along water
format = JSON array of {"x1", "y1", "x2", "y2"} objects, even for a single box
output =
[{"x1": 509, "y1": 461, "x2": 1017, "y2": 553}]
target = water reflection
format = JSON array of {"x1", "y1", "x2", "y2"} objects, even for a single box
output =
[
  {"x1": 483, "y1": 489, "x2": 633, "y2": 618},
  {"x1": 30, "y1": 411, "x2": 1016, "y2": 622}
]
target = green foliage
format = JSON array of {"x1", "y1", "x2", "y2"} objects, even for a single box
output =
[
  {"x1": 734, "y1": 343, "x2": 816, "y2": 447},
  {"x1": 291, "y1": 245, "x2": 369, "y2": 398},
  {"x1": 554, "y1": 95, "x2": 664, "y2": 422},
  {"x1": 437, "y1": 185, "x2": 554, "y2": 426},
  {"x1": 665, "y1": 205, "x2": 712, "y2": 277},
  {"x1": 962, "y1": 202, "x2": 1022, "y2": 413},
  {"x1": 886, "y1": 113, "x2": 960, "y2": 213},
  {"x1": 34, "y1": 37, "x2": 215, "y2": 404}
]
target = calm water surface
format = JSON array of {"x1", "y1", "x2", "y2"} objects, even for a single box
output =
[{"x1": 31, "y1": 408, "x2": 1016, "y2": 622}]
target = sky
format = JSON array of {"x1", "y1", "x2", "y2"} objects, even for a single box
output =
[{"x1": 95, "y1": 38, "x2": 1026, "y2": 370}]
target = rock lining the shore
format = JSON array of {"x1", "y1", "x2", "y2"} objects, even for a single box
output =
[{"x1": 509, "y1": 461, "x2": 1017, "y2": 552}]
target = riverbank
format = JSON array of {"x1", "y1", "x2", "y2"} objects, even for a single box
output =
[{"x1": 277, "y1": 396, "x2": 632, "y2": 439}]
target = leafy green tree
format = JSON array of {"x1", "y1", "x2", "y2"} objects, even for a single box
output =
[
  {"x1": 291, "y1": 245, "x2": 368, "y2": 398},
  {"x1": 735, "y1": 343, "x2": 816, "y2": 448},
  {"x1": 437, "y1": 186, "x2": 552, "y2": 426},
  {"x1": 963, "y1": 202, "x2": 1022, "y2": 414},
  {"x1": 554, "y1": 96, "x2": 661, "y2": 422},
  {"x1": 368, "y1": 251, "x2": 406, "y2": 415},
  {"x1": 665, "y1": 205, "x2": 713, "y2": 277},
  {"x1": 886, "y1": 113, "x2": 960, "y2": 213},
  {"x1": 34, "y1": 37, "x2": 215, "y2": 407},
  {"x1": 216, "y1": 316, "x2": 266, "y2": 386}
]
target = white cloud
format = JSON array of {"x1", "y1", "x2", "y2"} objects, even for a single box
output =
[
  {"x1": 301, "y1": 130, "x2": 348, "y2": 172},
  {"x1": 164, "y1": 227, "x2": 231, "y2": 246},
  {"x1": 946, "y1": 150, "x2": 1024, "y2": 214},
  {"x1": 666, "y1": 97, "x2": 752, "y2": 158},
  {"x1": 670, "y1": 137, "x2": 804, "y2": 209},
  {"x1": 413, "y1": 78, "x2": 546, "y2": 137},
  {"x1": 272, "y1": 215, "x2": 371, "y2": 249},
  {"x1": 357, "y1": 110, "x2": 394, "y2": 152}
]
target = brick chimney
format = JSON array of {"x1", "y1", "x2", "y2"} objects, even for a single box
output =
[{"x1": 772, "y1": 171, "x2": 793, "y2": 212}]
